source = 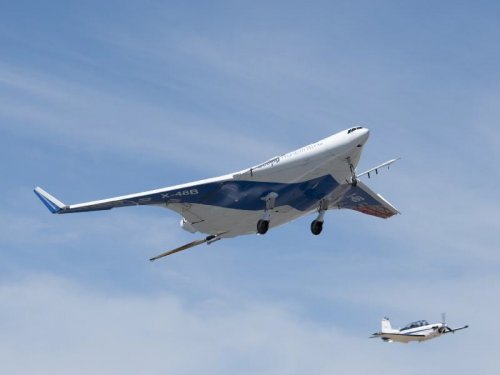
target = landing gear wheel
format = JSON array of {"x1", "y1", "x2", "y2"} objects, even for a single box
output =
[
  {"x1": 351, "y1": 179, "x2": 358, "y2": 187},
  {"x1": 310, "y1": 220, "x2": 323, "y2": 235},
  {"x1": 257, "y1": 219, "x2": 270, "y2": 234}
]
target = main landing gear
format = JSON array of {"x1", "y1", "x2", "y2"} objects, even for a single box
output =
[
  {"x1": 310, "y1": 220, "x2": 323, "y2": 235},
  {"x1": 256, "y1": 192, "x2": 278, "y2": 235},
  {"x1": 257, "y1": 219, "x2": 269, "y2": 234},
  {"x1": 310, "y1": 200, "x2": 328, "y2": 235}
]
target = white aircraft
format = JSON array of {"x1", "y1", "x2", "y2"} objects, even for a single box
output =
[
  {"x1": 34, "y1": 127, "x2": 399, "y2": 261},
  {"x1": 370, "y1": 315, "x2": 469, "y2": 343}
]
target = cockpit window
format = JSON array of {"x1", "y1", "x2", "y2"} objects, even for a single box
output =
[
  {"x1": 401, "y1": 320, "x2": 429, "y2": 331},
  {"x1": 347, "y1": 126, "x2": 363, "y2": 134}
]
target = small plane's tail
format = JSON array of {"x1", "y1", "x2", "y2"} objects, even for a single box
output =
[
  {"x1": 370, "y1": 317, "x2": 396, "y2": 339},
  {"x1": 381, "y1": 317, "x2": 395, "y2": 333}
]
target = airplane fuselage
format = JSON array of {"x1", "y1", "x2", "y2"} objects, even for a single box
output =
[
  {"x1": 171, "y1": 127, "x2": 371, "y2": 236},
  {"x1": 373, "y1": 318, "x2": 468, "y2": 344},
  {"x1": 387, "y1": 323, "x2": 444, "y2": 343},
  {"x1": 35, "y1": 126, "x2": 398, "y2": 256}
]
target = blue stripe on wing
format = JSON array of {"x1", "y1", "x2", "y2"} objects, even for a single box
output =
[
  {"x1": 38, "y1": 175, "x2": 341, "y2": 214},
  {"x1": 156, "y1": 175, "x2": 338, "y2": 212},
  {"x1": 76, "y1": 175, "x2": 339, "y2": 212}
]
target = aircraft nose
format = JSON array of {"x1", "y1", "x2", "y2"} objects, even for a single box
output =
[{"x1": 357, "y1": 127, "x2": 370, "y2": 144}]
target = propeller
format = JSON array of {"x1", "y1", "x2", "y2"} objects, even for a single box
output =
[{"x1": 438, "y1": 312, "x2": 451, "y2": 333}]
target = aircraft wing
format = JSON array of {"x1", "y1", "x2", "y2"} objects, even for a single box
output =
[
  {"x1": 443, "y1": 325, "x2": 469, "y2": 334},
  {"x1": 332, "y1": 181, "x2": 399, "y2": 219},
  {"x1": 34, "y1": 175, "x2": 232, "y2": 214},
  {"x1": 371, "y1": 332, "x2": 425, "y2": 343}
]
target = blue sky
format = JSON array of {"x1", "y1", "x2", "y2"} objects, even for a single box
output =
[{"x1": 1, "y1": 1, "x2": 499, "y2": 373}]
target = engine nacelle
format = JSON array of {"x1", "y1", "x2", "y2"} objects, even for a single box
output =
[{"x1": 180, "y1": 218, "x2": 197, "y2": 233}]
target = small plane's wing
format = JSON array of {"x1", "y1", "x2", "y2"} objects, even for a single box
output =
[
  {"x1": 332, "y1": 181, "x2": 399, "y2": 219},
  {"x1": 443, "y1": 325, "x2": 469, "y2": 334},
  {"x1": 34, "y1": 175, "x2": 232, "y2": 215},
  {"x1": 371, "y1": 332, "x2": 425, "y2": 343}
]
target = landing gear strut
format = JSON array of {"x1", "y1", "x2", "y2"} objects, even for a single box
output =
[
  {"x1": 256, "y1": 192, "x2": 278, "y2": 235},
  {"x1": 347, "y1": 157, "x2": 358, "y2": 186},
  {"x1": 310, "y1": 200, "x2": 328, "y2": 235},
  {"x1": 350, "y1": 164, "x2": 358, "y2": 186}
]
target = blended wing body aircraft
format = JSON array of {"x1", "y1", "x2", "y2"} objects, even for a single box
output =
[
  {"x1": 371, "y1": 316, "x2": 469, "y2": 343},
  {"x1": 34, "y1": 127, "x2": 399, "y2": 260}
]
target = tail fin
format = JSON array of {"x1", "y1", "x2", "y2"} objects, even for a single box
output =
[
  {"x1": 34, "y1": 187, "x2": 66, "y2": 213},
  {"x1": 381, "y1": 317, "x2": 393, "y2": 333}
]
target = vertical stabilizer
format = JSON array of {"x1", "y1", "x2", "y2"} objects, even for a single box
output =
[{"x1": 381, "y1": 317, "x2": 393, "y2": 333}]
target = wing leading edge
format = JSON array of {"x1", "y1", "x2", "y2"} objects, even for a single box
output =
[
  {"x1": 443, "y1": 325, "x2": 469, "y2": 334},
  {"x1": 35, "y1": 177, "x2": 399, "y2": 218},
  {"x1": 34, "y1": 174, "x2": 233, "y2": 214}
]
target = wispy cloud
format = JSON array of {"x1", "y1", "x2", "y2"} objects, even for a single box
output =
[
  {"x1": 0, "y1": 64, "x2": 287, "y2": 173},
  {"x1": 1, "y1": 275, "x2": 486, "y2": 375},
  {"x1": 2, "y1": 2, "x2": 500, "y2": 373}
]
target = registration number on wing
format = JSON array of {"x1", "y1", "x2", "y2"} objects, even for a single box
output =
[{"x1": 161, "y1": 189, "x2": 199, "y2": 199}]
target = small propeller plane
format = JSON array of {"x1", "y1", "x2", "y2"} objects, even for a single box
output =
[
  {"x1": 34, "y1": 127, "x2": 399, "y2": 261},
  {"x1": 370, "y1": 315, "x2": 469, "y2": 343}
]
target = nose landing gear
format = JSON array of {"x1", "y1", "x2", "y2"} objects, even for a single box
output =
[{"x1": 347, "y1": 157, "x2": 358, "y2": 186}]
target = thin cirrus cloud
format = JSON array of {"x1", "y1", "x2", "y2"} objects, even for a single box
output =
[
  {"x1": 0, "y1": 64, "x2": 286, "y2": 173},
  {"x1": 0, "y1": 274, "x2": 484, "y2": 375},
  {"x1": 1, "y1": 1, "x2": 500, "y2": 374}
]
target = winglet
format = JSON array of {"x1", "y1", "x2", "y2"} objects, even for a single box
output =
[{"x1": 34, "y1": 187, "x2": 67, "y2": 213}]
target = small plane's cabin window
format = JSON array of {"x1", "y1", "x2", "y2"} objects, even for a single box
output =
[
  {"x1": 401, "y1": 320, "x2": 429, "y2": 331},
  {"x1": 347, "y1": 126, "x2": 363, "y2": 134}
]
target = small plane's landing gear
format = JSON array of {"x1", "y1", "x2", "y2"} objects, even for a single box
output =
[
  {"x1": 257, "y1": 219, "x2": 270, "y2": 234},
  {"x1": 310, "y1": 220, "x2": 323, "y2": 235}
]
